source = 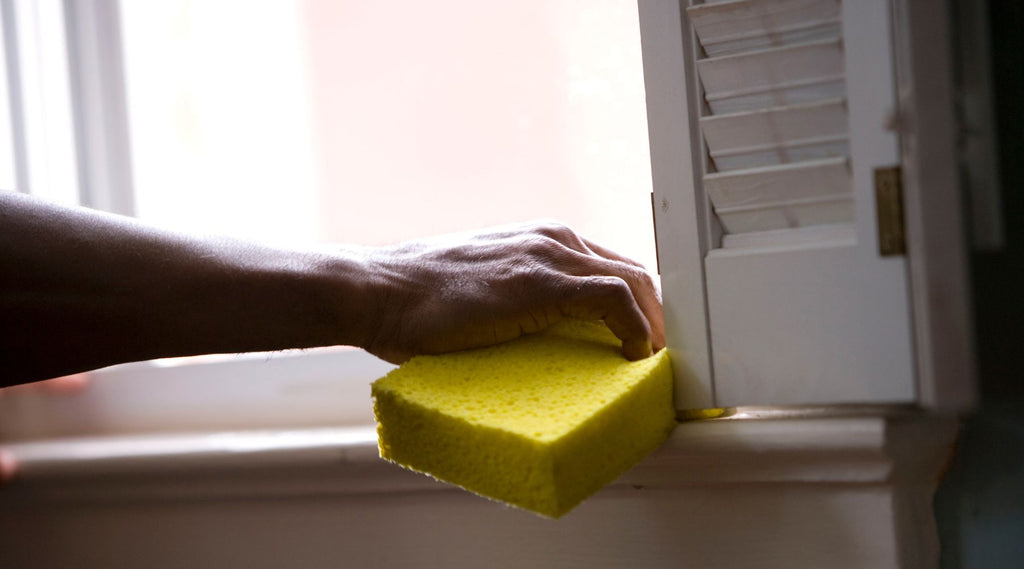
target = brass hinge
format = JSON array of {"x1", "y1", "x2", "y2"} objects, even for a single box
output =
[{"x1": 875, "y1": 166, "x2": 906, "y2": 256}]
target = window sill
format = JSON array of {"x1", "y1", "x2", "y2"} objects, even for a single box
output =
[
  {"x1": 0, "y1": 410, "x2": 960, "y2": 569},
  {"x1": 0, "y1": 348, "x2": 395, "y2": 441},
  {"x1": 1, "y1": 410, "x2": 958, "y2": 505}
]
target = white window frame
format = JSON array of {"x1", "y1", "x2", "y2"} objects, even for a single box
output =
[
  {"x1": 890, "y1": 0, "x2": 975, "y2": 410},
  {"x1": 61, "y1": 0, "x2": 133, "y2": 214}
]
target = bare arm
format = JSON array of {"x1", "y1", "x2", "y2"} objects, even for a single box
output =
[
  {"x1": 1, "y1": 191, "x2": 375, "y2": 385},
  {"x1": 1, "y1": 192, "x2": 664, "y2": 386}
]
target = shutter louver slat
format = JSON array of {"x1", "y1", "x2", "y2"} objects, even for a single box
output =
[
  {"x1": 689, "y1": 0, "x2": 841, "y2": 57},
  {"x1": 700, "y1": 98, "x2": 848, "y2": 171},
  {"x1": 688, "y1": 0, "x2": 850, "y2": 240}
]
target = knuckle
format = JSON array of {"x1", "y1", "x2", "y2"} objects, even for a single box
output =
[
  {"x1": 587, "y1": 275, "x2": 631, "y2": 299},
  {"x1": 521, "y1": 235, "x2": 567, "y2": 262},
  {"x1": 532, "y1": 219, "x2": 572, "y2": 240},
  {"x1": 611, "y1": 262, "x2": 652, "y2": 289},
  {"x1": 629, "y1": 265, "x2": 655, "y2": 288},
  {"x1": 508, "y1": 264, "x2": 559, "y2": 293}
]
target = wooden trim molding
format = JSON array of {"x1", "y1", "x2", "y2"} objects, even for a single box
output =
[
  {"x1": 0, "y1": 412, "x2": 958, "y2": 569},
  {"x1": 3, "y1": 412, "x2": 956, "y2": 501}
]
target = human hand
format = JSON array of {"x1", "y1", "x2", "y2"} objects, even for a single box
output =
[
  {"x1": 0, "y1": 376, "x2": 88, "y2": 487},
  {"x1": 0, "y1": 373, "x2": 90, "y2": 488},
  {"x1": 0, "y1": 372, "x2": 91, "y2": 487},
  {"x1": 359, "y1": 221, "x2": 664, "y2": 363},
  {"x1": 0, "y1": 450, "x2": 15, "y2": 488},
  {"x1": 0, "y1": 373, "x2": 91, "y2": 397}
]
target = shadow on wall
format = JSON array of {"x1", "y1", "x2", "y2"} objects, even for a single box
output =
[{"x1": 934, "y1": 1, "x2": 1024, "y2": 567}]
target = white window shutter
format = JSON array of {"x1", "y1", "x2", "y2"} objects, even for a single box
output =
[
  {"x1": 639, "y1": 0, "x2": 716, "y2": 410},
  {"x1": 639, "y1": 0, "x2": 974, "y2": 411}
]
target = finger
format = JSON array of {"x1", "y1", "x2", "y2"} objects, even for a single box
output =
[
  {"x1": 0, "y1": 372, "x2": 92, "y2": 397},
  {"x1": 560, "y1": 276, "x2": 652, "y2": 360},
  {"x1": 461, "y1": 220, "x2": 562, "y2": 243},
  {"x1": 648, "y1": 302, "x2": 666, "y2": 353},
  {"x1": 524, "y1": 222, "x2": 649, "y2": 273},
  {"x1": 42, "y1": 372, "x2": 91, "y2": 394},
  {"x1": 0, "y1": 450, "x2": 17, "y2": 485},
  {"x1": 528, "y1": 221, "x2": 597, "y2": 257},
  {"x1": 480, "y1": 220, "x2": 596, "y2": 258},
  {"x1": 580, "y1": 236, "x2": 646, "y2": 269},
  {"x1": 534, "y1": 228, "x2": 662, "y2": 349},
  {"x1": 628, "y1": 272, "x2": 664, "y2": 352},
  {"x1": 533, "y1": 229, "x2": 665, "y2": 352},
  {"x1": 549, "y1": 249, "x2": 665, "y2": 352}
]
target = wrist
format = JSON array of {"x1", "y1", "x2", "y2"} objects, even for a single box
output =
[
  {"x1": 308, "y1": 246, "x2": 384, "y2": 352},
  {"x1": 144, "y1": 242, "x2": 379, "y2": 358}
]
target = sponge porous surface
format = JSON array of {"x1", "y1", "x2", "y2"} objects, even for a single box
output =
[{"x1": 371, "y1": 319, "x2": 675, "y2": 518}]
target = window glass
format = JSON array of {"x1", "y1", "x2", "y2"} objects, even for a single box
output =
[
  {"x1": 0, "y1": 25, "x2": 16, "y2": 191},
  {"x1": 0, "y1": 0, "x2": 78, "y2": 201},
  {"x1": 120, "y1": 0, "x2": 657, "y2": 269}
]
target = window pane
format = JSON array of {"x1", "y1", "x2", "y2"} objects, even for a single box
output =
[
  {"x1": 120, "y1": 0, "x2": 656, "y2": 269},
  {"x1": 0, "y1": 0, "x2": 78, "y2": 202},
  {"x1": 0, "y1": 13, "x2": 15, "y2": 191}
]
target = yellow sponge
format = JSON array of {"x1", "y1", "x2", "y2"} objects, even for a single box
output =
[{"x1": 371, "y1": 319, "x2": 675, "y2": 518}]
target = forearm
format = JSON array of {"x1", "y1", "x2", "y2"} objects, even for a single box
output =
[
  {"x1": 2, "y1": 194, "x2": 663, "y2": 386},
  {"x1": 1, "y1": 193, "x2": 372, "y2": 386}
]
